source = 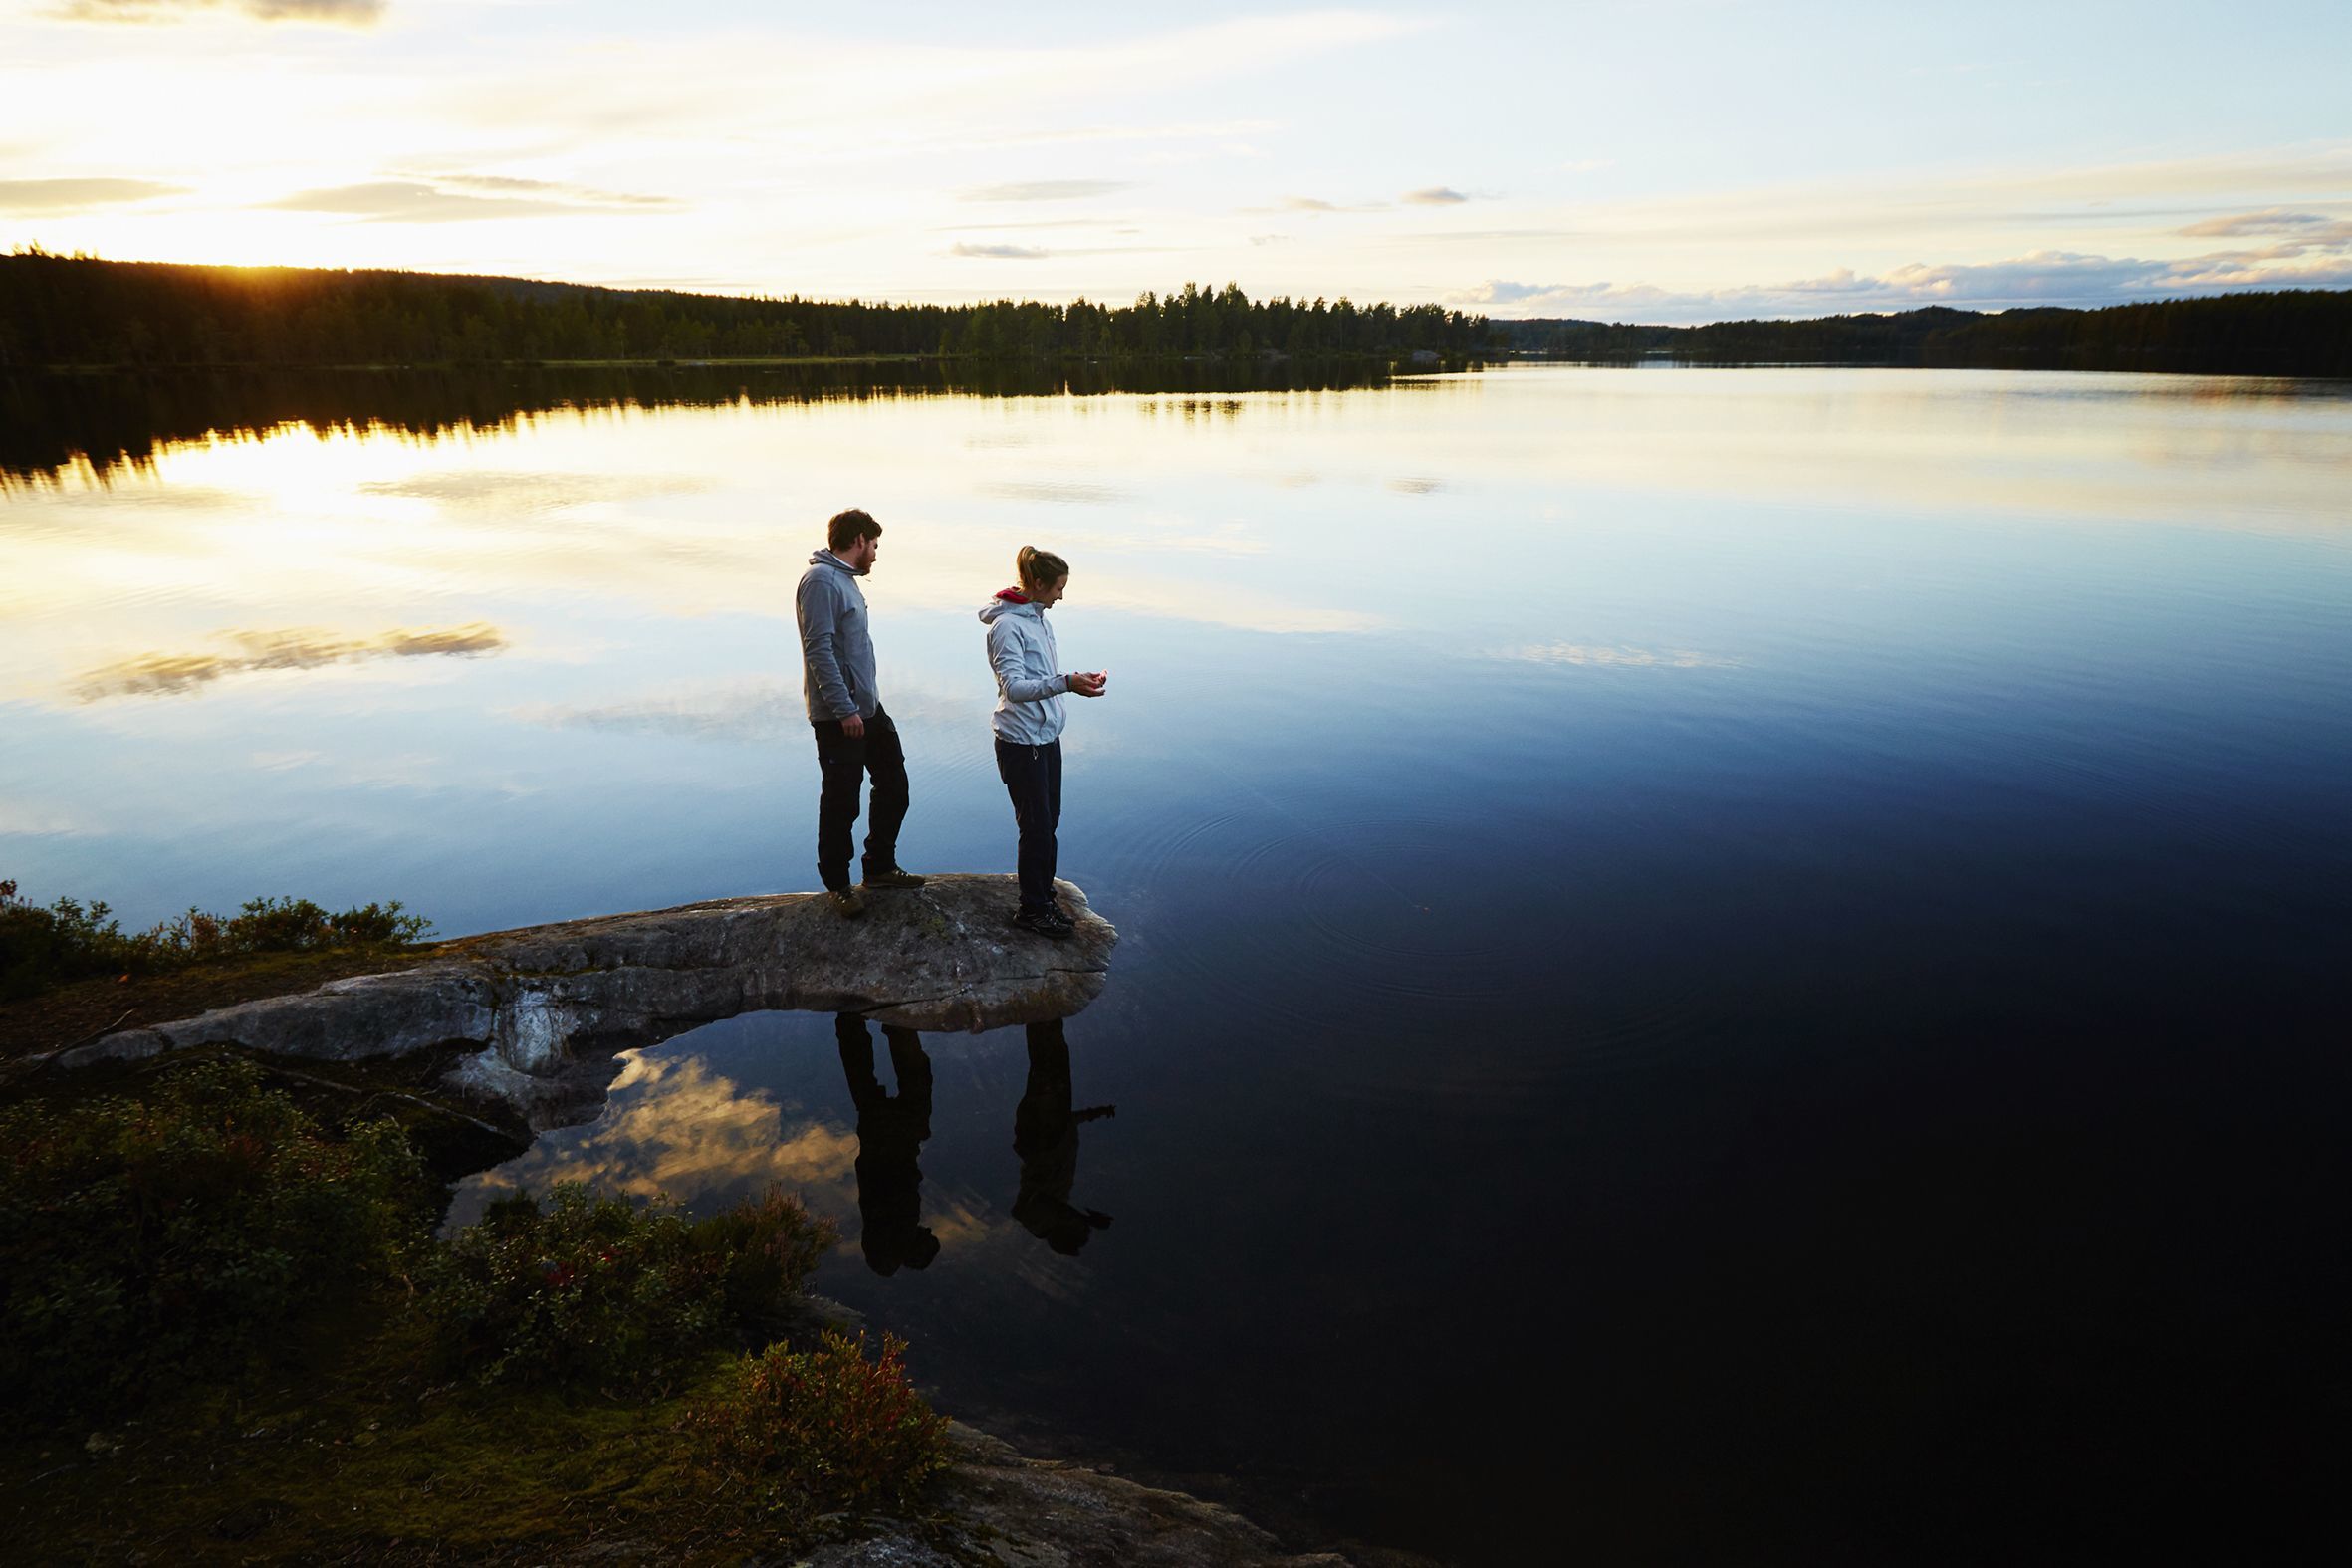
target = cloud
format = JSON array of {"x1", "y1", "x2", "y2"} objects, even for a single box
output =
[
  {"x1": 523, "y1": 683, "x2": 807, "y2": 743},
  {"x1": 925, "y1": 217, "x2": 1105, "y2": 232},
  {"x1": 977, "y1": 480, "x2": 1129, "y2": 505},
  {"x1": 53, "y1": 0, "x2": 383, "y2": 23},
  {"x1": 1452, "y1": 236, "x2": 2352, "y2": 323},
  {"x1": 1402, "y1": 186, "x2": 1470, "y2": 205},
  {"x1": 520, "y1": 680, "x2": 986, "y2": 742},
  {"x1": 2175, "y1": 207, "x2": 2352, "y2": 244},
  {"x1": 453, "y1": 1053, "x2": 860, "y2": 1223},
  {"x1": 1503, "y1": 643, "x2": 1742, "y2": 669},
  {"x1": 359, "y1": 471, "x2": 710, "y2": 513},
  {"x1": 431, "y1": 173, "x2": 679, "y2": 209},
  {"x1": 264, "y1": 180, "x2": 663, "y2": 223},
  {"x1": 0, "y1": 177, "x2": 185, "y2": 214},
  {"x1": 961, "y1": 179, "x2": 1136, "y2": 202},
  {"x1": 1451, "y1": 280, "x2": 1555, "y2": 305},
  {"x1": 2177, "y1": 207, "x2": 2336, "y2": 237},
  {"x1": 74, "y1": 622, "x2": 507, "y2": 701},
  {"x1": 1248, "y1": 233, "x2": 1292, "y2": 247},
  {"x1": 950, "y1": 241, "x2": 1050, "y2": 260},
  {"x1": 1271, "y1": 193, "x2": 1388, "y2": 213}
]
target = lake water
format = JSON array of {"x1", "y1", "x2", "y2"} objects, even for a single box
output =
[{"x1": 6, "y1": 364, "x2": 2350, "y2": 1562}]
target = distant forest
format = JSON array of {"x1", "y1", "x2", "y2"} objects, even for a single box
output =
[
  {"x1": 1496, "y1": 294, "x2": 2352, "y2": 377},
  {"x1": 4, "y1": 250, "x2": 2344, "y2": 377},
  {"x1": 0, "y1": 250, "x2": 1489, "y2": 368}
]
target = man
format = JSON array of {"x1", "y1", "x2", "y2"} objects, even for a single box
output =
[{"x1": 798, "y1": 507, "x2": 925, "y2": 916}]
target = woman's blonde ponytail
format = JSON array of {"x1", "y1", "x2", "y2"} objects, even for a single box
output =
[{"x1": 1017, "y1": 545, "x2": 1069, "y2": 590}]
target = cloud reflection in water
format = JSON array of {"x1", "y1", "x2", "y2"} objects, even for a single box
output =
[
  {"x1": 73, "y1": 621, "x2": 508, "y2": 700},
  {"x1": 453, "y1": 1051, "x2": 860, "y2": 1229}
]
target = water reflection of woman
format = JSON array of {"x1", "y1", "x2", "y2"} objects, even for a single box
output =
[
  {"x1": 1013, "y1": 1017, "x2": 1115, "y2": 1255},
  {"x1": 835, "y1": 1013, "x2": 940, "y2": 1275}
]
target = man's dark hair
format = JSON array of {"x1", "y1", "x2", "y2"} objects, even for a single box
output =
[{"x1": 827, "y1": 508, "x2": 882, "y2": 552}]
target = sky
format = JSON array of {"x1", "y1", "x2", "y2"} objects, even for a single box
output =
[{"x1": 2, "y1": 0, "x2": 2349, "y2": 323}]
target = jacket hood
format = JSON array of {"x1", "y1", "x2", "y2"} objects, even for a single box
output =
[
  {"x1": 810, "y1": 548, "x2": 857, "y2": 572},
  {"x1": 979, "y1": 591, "x2": 1043, "y2": 625}
]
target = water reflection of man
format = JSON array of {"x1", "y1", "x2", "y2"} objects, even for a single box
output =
[
  {"x1": 1013, "y1": 1017, "x2": 1115, "y2": 1255},
  {"x1": 835, "y1": 1013, "x2": 940, "y2": 1275}
]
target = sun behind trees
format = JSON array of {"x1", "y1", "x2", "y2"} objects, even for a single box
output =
[{"x1": 0, "y1": 249, "x2": 1493, "y2": 368}]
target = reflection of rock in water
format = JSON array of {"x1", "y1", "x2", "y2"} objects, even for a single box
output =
[
  {"x1": 47, "y1": 873, "x2": 1114, "y2": 1135},
  {"x1": 1013, "y1": 1018, "x2": 1116, "y2": 1256},
  {"x1": 838, "y1": 1014, "x2": 940, "y2": 1275}
]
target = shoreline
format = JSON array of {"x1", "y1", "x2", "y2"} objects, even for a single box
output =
[{"x1": 0, "y1": 885, "x2": 1431, "y2": 1562}]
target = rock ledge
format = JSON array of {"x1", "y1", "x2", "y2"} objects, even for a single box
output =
[{"x1": 48, "y1": 874, "x2": 1113, "y2": 1130}]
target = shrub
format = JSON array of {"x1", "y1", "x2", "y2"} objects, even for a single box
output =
[
  {"x1": 422, "y1": 1185, "x2": 835, "y2": 1392},
  {"x1": 0, "y1": 880, "x2": 147, "y2": 1000},
  {"x1": 0, "y1": 1055, "x2": 430, "y2": 1416},
  {"x1": 0, "y1": 879, "x2": 432, "y2": 1001},
  {"x1": 152, "y1": 894, "x2": 430, "y2": 961},
  {"x1": 686, "y1": 1331, "x2": 950, "y2": 1521}
]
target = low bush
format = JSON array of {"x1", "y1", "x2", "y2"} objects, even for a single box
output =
[
  {"x1": 0, "y1": 1056, "x2": 430, "y2": 1416},
  {"x1": 686, "y1": 1331, "x2": 950, "y2": 1521},
  {"x1": 0, "y1": 878, "x2": 432, "y2": 1000},
  {"x1": 421, "y1": 1184, "x2": 835, "y2": 1392}
]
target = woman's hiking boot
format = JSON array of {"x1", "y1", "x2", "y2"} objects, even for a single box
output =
[{"x1": 1008, "y1": 906, "x2": 1074, "y2": 939}]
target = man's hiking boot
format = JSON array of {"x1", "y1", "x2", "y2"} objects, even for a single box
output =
[
  {"x1": 1008, "y1": 906, "x2": 1074, "y2": 940},
  {"x1": 827, "y1": 886, "x2": 866, "y2": 919},
  {"x1": 861, "y1": 865, "x2": 927, "y2": 890}
]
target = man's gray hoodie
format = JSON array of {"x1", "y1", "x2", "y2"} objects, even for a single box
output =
[
  {"x1": 798, "y1": 549, "x2": 879, "y2": 723},
  {"x1": 980, "y1": 592, "x2": 1069, "y2": 745}
]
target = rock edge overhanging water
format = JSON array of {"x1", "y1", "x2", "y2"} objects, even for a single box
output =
[{"x1": 42, "y1": 873, "x2": 1114, "y2": 1132}]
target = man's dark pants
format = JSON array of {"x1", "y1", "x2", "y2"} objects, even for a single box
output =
[
  {"x1": 813, "y1": 707, "x2": 908, "y2": 892},
  {"x1": 994, "y1": 736, "x2": 1062, "y2": 916}
]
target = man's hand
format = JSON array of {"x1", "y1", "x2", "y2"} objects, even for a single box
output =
[
  {"x1": 841, "y1": 712, "x2": 866, "y2": 737},
  {"x1": 1068, "y1": 671, "x2": 1107, "y2": 698}
]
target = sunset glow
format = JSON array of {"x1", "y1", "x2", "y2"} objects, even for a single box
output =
[{"x1": 4, "y1": 1, "x2": 2349, "y2": 321}]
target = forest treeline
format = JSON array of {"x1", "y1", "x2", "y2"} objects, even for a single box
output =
[
  {"x1": 5, "y1": 249, "x2": 2342, "y2": 377},
  {"x1": 0, "y1": 250, "x2": 1490, "y2": 367},
  {"x1": 1496, "y1": 294, "x2": 2352, "y2": 377}
]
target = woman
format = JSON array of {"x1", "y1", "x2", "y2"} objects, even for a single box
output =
[{"x1": 981, "y1": 546, "x2": 1106, "y2": 937}]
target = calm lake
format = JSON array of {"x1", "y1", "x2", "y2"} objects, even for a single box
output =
[{"x1": 6, "y1": 363, "x2": 2349, "y2": 1561}]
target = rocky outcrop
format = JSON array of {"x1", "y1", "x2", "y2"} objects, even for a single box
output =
[
  {"x1": 47, "y1": 875, "x2": 1113, "y2": 1131},
  {"x1": 805, "y1": 1422, "x2": 1356, "y2": 1568}
]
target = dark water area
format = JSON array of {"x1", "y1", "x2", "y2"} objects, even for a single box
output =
[{"x1": 10, "y1": 365, "x2": 2352, "y2": 1562}]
